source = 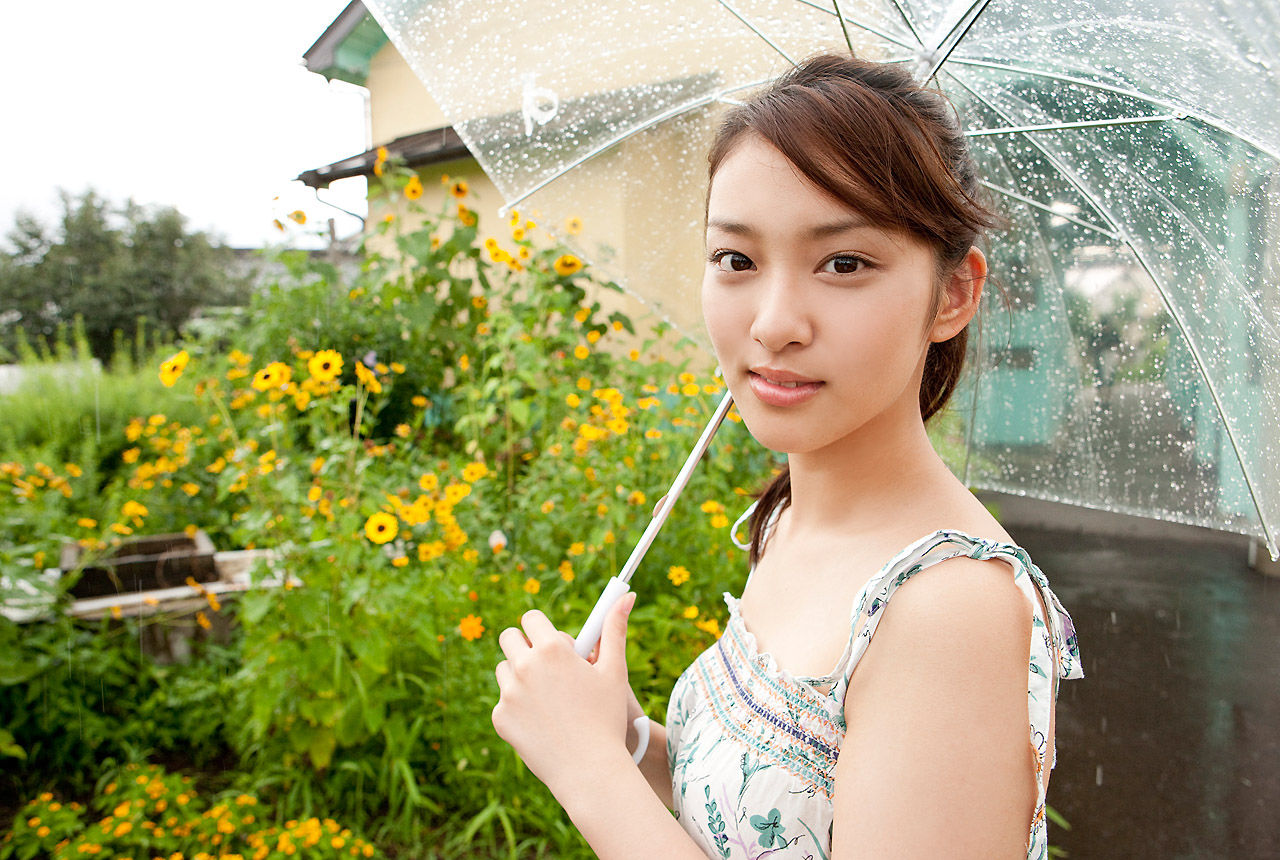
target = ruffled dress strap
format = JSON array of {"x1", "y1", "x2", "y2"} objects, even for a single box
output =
[{"x1": 821, "y1": 529, "x2": 1083, "y2": 859}]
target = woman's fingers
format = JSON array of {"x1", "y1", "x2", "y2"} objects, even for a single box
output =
[
  {"x1": 497, "y1": 625, "x2": 530, "y2": 658},
  {"x1": 519, "y1": 608, "x2": 561, "y2": 645}
]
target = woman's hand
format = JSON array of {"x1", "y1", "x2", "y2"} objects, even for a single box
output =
[{"x1": 492, "y1": 592, "x2": 638, "y2": 791}]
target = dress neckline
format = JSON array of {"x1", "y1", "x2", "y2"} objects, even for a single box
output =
[{"x1": 727, "y1": 528, "x2": 1032, "y2": 691}]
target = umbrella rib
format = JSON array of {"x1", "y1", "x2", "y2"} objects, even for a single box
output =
[
  {"x1": 884, "y1": 0, "x2": 923, "y2": 47},
  {"x1": 978, "y1": 180, "x2": 1117, "y2": 239},
  {"x1": 715, "y1": 0, "x2": 799, "y2": 67},
  {"x1": 923, "y1": 0, "x2": 994, "y2": 81},
  {"x1": 946, "y1": 69, "x2": 1278, "y2": 554},
  {"x1": 946, "y1": 57, "x2": 1280, "y2": 163},
  {"x1": 967, "y1": 114, "x2": 1183, "y2": 138},
  {"x1": 830, "y1": 0, "x2": 855, "y2": 54},
  {"x1": 792, "y1": 0, "x2": 918, "y2": 50}
]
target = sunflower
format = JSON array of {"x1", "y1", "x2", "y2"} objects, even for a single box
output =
[
  {"x1": 251, "y1": 362, "x2": 292, "y2": 392},
  {"x1": 308, "y1": 350, "x2": 343, "y2": 382},
  {"x1": 404, "y1": 174, "x2": 424, "y2": 201},
  {"x1": 354, "y1": 362, "x2": 382, "y2": 394},
  {"x1": 450, "y1": 179, "x2": 469, "y2": 199},
  {"x1": 364, "y1": 512, "x2": 399, "y2": 545},
  {"x1": 553, "y1": 254, "x2": 583, "y2": 276},
  {"x1": 158, "y1": 350, "x2": 190, "y2": 387}
]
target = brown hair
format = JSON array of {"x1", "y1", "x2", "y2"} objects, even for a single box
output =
[{"x1": 707, "y1": 54, "x2": 999, "y2": 564}]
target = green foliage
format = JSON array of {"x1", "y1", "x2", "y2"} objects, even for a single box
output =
[
  {"x1": 0, "y1": 612, "x2": 239, "y2": 803},
  {"x1": 0, "y1": 175, "x2": 777, "y2": 856},
  {"x1": 0, "y1": 189, "x2": 251, "y2": 365}
]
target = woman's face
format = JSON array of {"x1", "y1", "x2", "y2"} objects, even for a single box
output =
[{"x1": 702, "y1": 135, "x2": 950, "y2": 457}]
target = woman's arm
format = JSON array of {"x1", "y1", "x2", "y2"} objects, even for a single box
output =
[
  {"x1": 492, "y1": 595, "x2": 704, "y2": 859},
  {"x1": 830, "y1": 556, "x2": 1036, "y2": 860}
]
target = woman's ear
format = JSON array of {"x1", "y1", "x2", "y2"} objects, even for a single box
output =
[{"x1": 929, "y1": 246, "x2": 986, "y2": 343}]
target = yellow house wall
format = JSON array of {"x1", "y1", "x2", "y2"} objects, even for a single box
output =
[{"x1": 367, "y1": 42, "x2": 447, "y2": 145}]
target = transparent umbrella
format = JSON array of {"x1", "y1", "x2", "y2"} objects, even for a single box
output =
[{"x1": 363, "y1": 0, "x2": 1280, "y2": 559}]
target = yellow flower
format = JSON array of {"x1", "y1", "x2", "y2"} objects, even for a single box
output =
[
  {"x1": 458, "y1": 354, "x2": 471, "y2": 371},
  {"x1": 110, "y1": 605, "x2": 123, "y2": 620},
  {"x1": 459, "y1": 614, "x2": 485, "y2": 641},
  {"x1": 418, "y1": 540, "x2": 446, "y2": 561},
  {"x1": 462, "y1": 461, "x2": 489, "y2": 482},
  {"x1": 364, "y1": 512, "x2": 399, "y2": 544},
  {"x1": 573, "y1": 307, "x2": 590, "y2": 324},
  {"x1": 252, "y1": 362, "x2": 291, "y2": 392},
  {"x1": 683, "y1": 605, "x2": 699, "y2": 619},
  {"x1": 450, "y1": 179, "x2": 469, "y2": 198},
  {"x1": 196, "y1": 612, "x2": 212, "y2": 631},
  {"x1": 77, "y1": 517, "x2": 97, "y2": 528},
  {"x1": 355, "y1": 362, "x2": 382, "y2": 394},
  {"x1": 523, "y1": 577, "x2": 540, "y2": 594},
  {"x1": 573, "y1": 344, "x2": 589, "y2": 360},
  {"x1": 391, "y1": 556, "x2": 409, "y2": 568},
  {"x1": 558, "y1": 560, "x2": 575, "y2": 582},
  {"x1": 667, "y1": 565, "x2": 691, "y2": 586},
  {"x1": 444, "y1": 483, "x2": 471, "y2": 504},
  {"x1": 568, "y1": 541, "x2": 585, "y2": 556},
  {"x1": 158, "y1": 350, "x2": 189, "y2": 387},
  {"x1": 565, "y1": 393, "x2": 581, "y2": 408},
  {"x1": 273, "y1": 218, "x2": 285, "y2": 231},
  {"x1": 64, "y1": 462, "x2": 82, "y2": 477},
  {"x1": 458, "y1": 204, "x2": 476, "y2": 226},
  {"x1": 682, "y1": 383, "x2": 700, "y2": 396},
  {"x1": 576, "y1": 376, "x2": 591, "y2": 391},
  {"x1": 181, "y1": 483, "x2": 199, "y2": 497},
  {"x1": 695, "y1": 617, "x2": 722, "y2": 638},
  {"x1": 553, "y1": 254, "x2": 583, "y2": 277},
  {"x1": 418, "y1": 473, "x2": 439, "y2": 492},
  {"x1": 412, "y1": 395, "x2": 429, "y2": 408},
  {"x1": 565, "y1": 215, "x2": 583, "y2": 235},
  {"x1": 540, "y1": 500, "x2": 555, "y2": 514},
  {"x1": 586, "y1": 330, "x2": 602, "y2": 345},
  {"x1": 373, "y1": 145, "x2": 388, "y2": 177},
  {"x1": 288, "y1": 210, "x2": 307, "y2": 225},
  {"x1": 629, "y1": 349, "x2": 641, "y2": 361},
  {"x1": 404, "y1": 174, "x2": 424, "y2": 200},
  {"x1": 390, "y1": 361, "x2": 406, "y2": 373},
  {"x1": 645, "y1": 428, "x2": 662, "y2": 440},
  {"x1": 308, "y1": 350, "x2": 343, "y2": 382},
  {"x1": 122, "y1": 500, "x2": 149, "y2": 520}
]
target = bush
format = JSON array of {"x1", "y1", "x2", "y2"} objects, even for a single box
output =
[{"x1": 1, "y1": 173, "x2": 778, "y2": 857}]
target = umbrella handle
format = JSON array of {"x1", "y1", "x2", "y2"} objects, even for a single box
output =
[{"x1": 573, "y1": 575, "x2": 631, "y2": 659}]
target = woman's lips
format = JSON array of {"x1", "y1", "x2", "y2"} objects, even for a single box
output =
[{"x1": 747, "y1": 370, "x2": 824, "y2": 407}]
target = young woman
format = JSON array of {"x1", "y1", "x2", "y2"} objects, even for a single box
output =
[{"x1": 491, "y1": 54, "x2": 1083, "y2": 860}]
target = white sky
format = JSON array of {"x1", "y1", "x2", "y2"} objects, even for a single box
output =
[{"x1": 2, "y1": 0, "x2": 371, "y2": 250}]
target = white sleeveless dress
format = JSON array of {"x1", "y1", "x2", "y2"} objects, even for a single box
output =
[{"x1": 666, "y1": 529, "x2": 1084, "y2": 860}]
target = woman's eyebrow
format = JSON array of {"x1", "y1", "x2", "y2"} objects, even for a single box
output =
[{"x1": 706, "y1": 217, "x2": 871, "y2": 239}]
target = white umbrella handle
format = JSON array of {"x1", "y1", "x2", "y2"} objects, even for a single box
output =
[{"x1": 572, "y1": 575, "x2": 631, "y2": 658}]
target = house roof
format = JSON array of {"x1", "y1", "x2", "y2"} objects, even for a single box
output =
[
  {"x1": 295, "y1": 126, "x2": 472, "y2": 189},
  {"x1": 303, "y1": 0, "x2": 387, "y2": 86}
]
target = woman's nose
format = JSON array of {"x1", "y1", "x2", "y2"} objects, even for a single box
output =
[{"x1": 749, "y1": 276, "x2": 813, "y2": 352}]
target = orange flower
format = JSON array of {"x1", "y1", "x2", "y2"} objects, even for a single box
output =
[
  {"x1": 459, "y1": 614, "x2": 485, "y2": 641},
  {"x1": 373, "y1": 145, "x2": 388, "y2": 177},
  {"x1": 288, "y1": 210, "x2": 307, "y2": 225},
  {"x1": 404, "y1": 174, "x2": 424, "y2": 200},
  {"x1": 450, "y1": 179, "x2": 469, "y2": 198}
]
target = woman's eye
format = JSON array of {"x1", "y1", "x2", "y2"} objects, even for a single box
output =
[
  {"x1": 823, "y1": 255, "x2": 866, "y2": 274},
  {"x1": 710, "y1": 251, "x2": 753, "y2": 272}
]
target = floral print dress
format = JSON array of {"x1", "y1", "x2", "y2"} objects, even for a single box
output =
[{"x1": 666, "y1": 529, "x2": 1083, "y2": 860}]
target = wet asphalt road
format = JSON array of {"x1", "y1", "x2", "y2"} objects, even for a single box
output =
[{"x1": 1013, "y1": 526, "x2": 1280, "y2": 860}]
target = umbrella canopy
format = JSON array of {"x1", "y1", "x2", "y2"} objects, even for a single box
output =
[{"x1": 363, "y1": 0, "x2": 1280, "y2": 558}]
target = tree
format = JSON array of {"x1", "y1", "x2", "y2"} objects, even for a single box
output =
[{"x1": 0, "y1": 190, "x2": 250, "y2": 364}]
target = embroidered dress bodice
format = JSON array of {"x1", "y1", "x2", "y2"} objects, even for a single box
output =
[{"x1": 665, "y1": 529, "x2": 1083, "y2": 860}]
